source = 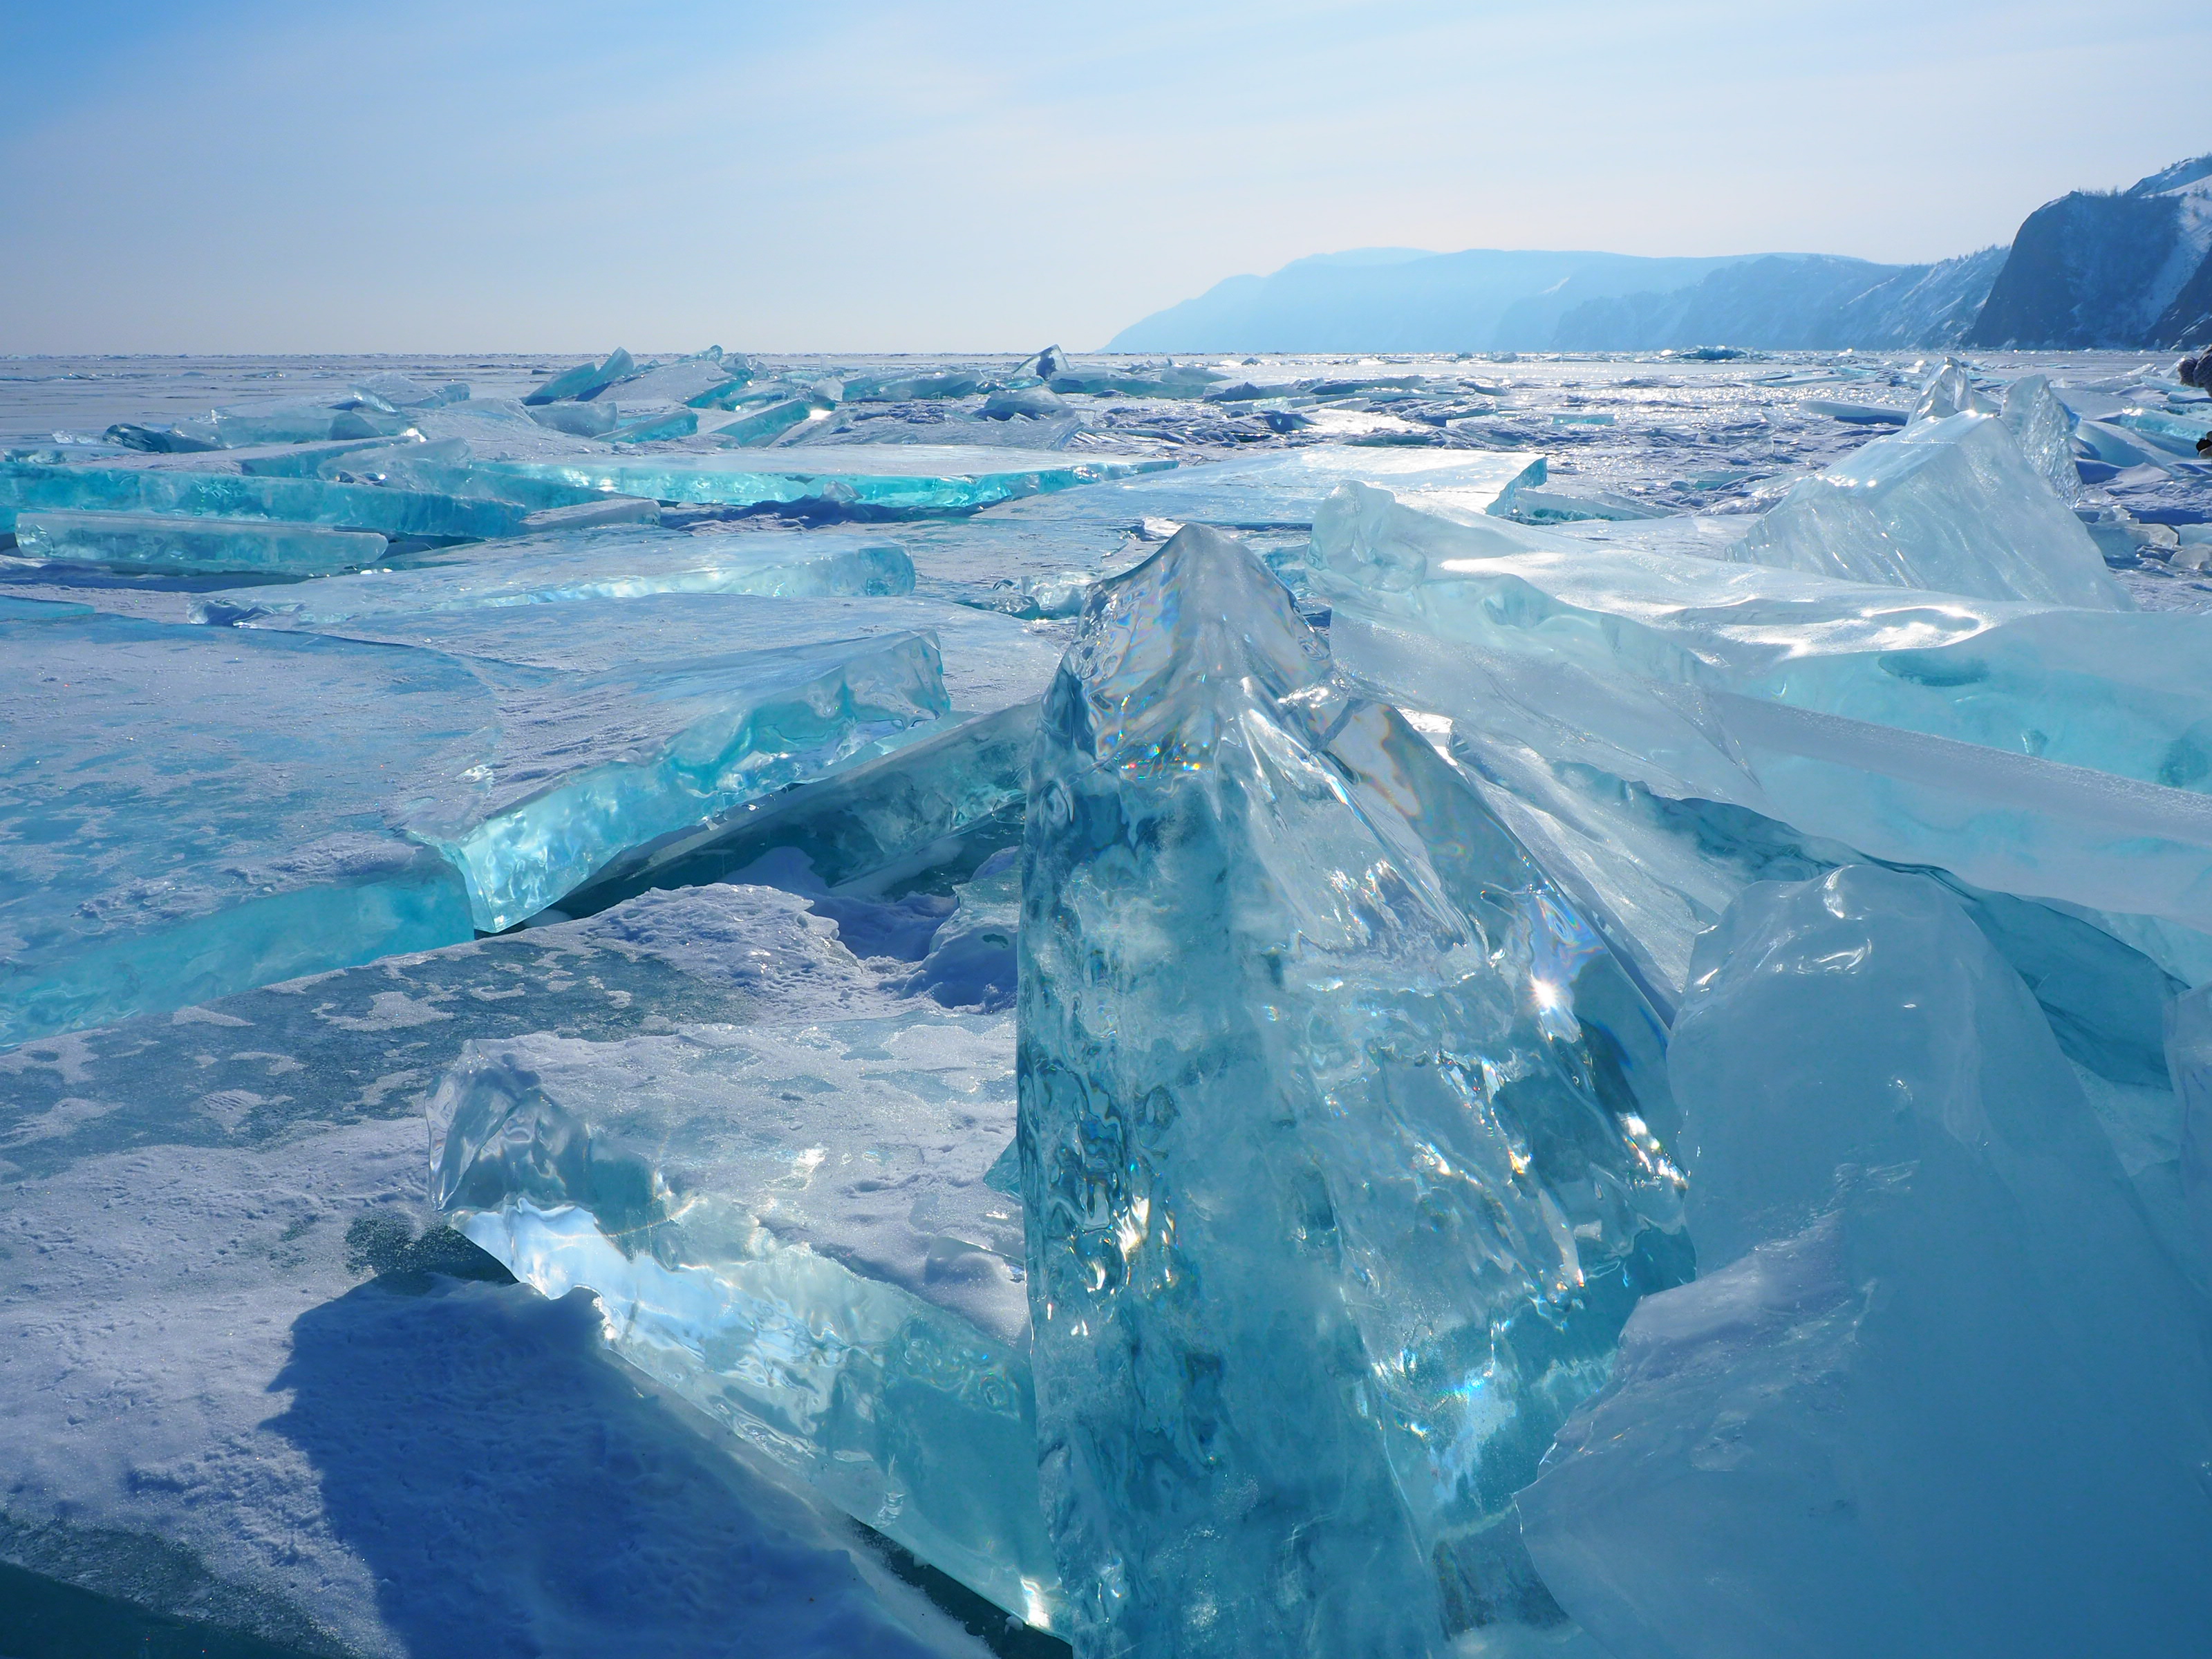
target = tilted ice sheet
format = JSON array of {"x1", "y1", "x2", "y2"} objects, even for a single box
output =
[
  {"x1": 264, "y1": 588, "x2": 1067, "y2": 720},
  {"x1": 15, "y1": 508, "x2": 389, "y2": 577},
  {"x1": 1517, "y1": 867, "x2": 2212, "y2": 1659},
  {"x1": 1313, "y1": 483, "x2": 2212, "y2": 966},
  {"x1": 187, "y1": 526, "x2": 916, "y2": 626},
  {"x1": 570, "y1": 700, "x2": 1038, "y2": 913},
  {"x1": 0, "y1": 603, "x2": 956, "y2": 1043},
  {"x1": 1731, "y1": 411, "x2": 2122, "y2": 608},
  {"x1": 1017, "y1": 525, "x2": 1683, "y2": 1656},
  {"x1": 430, "y1": 878, "x2": 1061, "y2": 1631},
  {"x1": 465, "y1": 446, "x2": 1174, "y2": 516},
  {"x1": 984, "y1": 443, "x2": 1546, "y2": 530}
]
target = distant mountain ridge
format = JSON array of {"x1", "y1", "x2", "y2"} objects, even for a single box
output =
[
  {"x1": 1967, "y1": 158, "x2": 2212, "y2": 349},
  {"x1": 1109, "y1": 155, "x2": 2212, "y2": 353}
]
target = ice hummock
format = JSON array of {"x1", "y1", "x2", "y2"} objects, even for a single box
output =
[
  {"x1": 1730, "y1": 410, "x2": 2123, "y2": 607},
  {"x1": 1017, "y1": 524, "x2": 1684, "y2": 1655},
  {"x1": 1517, "y1": 866, "x2": 2212, "y2": 1659},
  {"x1": 1313, "y1": 482, "x2": 2212, "y2": 969}
]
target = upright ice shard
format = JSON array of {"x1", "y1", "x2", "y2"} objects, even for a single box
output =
[
  {"x1": 525, "y1": 348, "x2": 637, "y2": 405},
  {"x1": 2000, "y1": 372, "x2": 2083, "y2": 503},
  {"x1": 1018, "y1": 525, "x2": 1683, "y2": 1656},
  {"x1": 15, "y1": 509, "x2": 389, "y2": 576},
  {"x1": 1909, "y1": 357, "x2": 1996, "y2": 422},
  {"x1": 1517, "y1": 866, "x2": 2212, "y2": 1659},
  {"x1": 1730, "y1": 411, "x2": 2123, "y2": 607}
]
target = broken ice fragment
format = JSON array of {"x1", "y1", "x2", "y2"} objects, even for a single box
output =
[
  {"x1": 406, "y1": 625, "x2": 950, "y2": 931},
  {"x1": 709, "y1": 396, "x2": 832, "y2": 447},
  {"x1": 15, "y1": 509, "x2": 388, "y2": 577},
  {"x1": 1315, "y1": 482, "x2": 2212, "y2": 968},
  {"x1": 606, "y1": 406, "x2": 698, "y2": 443},
  {"x1": 0, "y1": 597, "x2": 969, "y2": 1042},
  {"x1": 1518, "y1": 866, "x2": 2212, "y2": 1659},
  {"x1": 525, "y1": 348, "x2": 637, "y2": 405},
  {"x1": 984, "y1": 443, "x2": 1544, "y2": 533},
  {"x1": 1018, "y1": 525, "x2": 1683, "y2": 1655},
  {"x1": 570, "y1": 700, "x2": 1038, "y2": 912},
  {"x1": 840, "y1": 369, "x2": 984, "y2": 402},
  {"x1": 1730, "y1": 411, "x2": 2123, "y2": 607}
]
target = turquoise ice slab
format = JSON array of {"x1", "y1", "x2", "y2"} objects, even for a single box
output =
[
  {"x1": 1017, "y1": 525, "x2": 1682, "y2": 1656},
  {"x1": 0, "y1": 614, "x2": 482, "y2": 1049},
  {"x1": 467, "y1": 445, "x2": 1175, "y2": 516},
  {"x1": 0, "y1": 602, "x2": 957, "y2": 1045},
  {"x1": 254, "y1": 591, "x2": 1062, "y2": 928},
  {"x1": 980, "y1": 443, "x2": 1546, "y2": 530},
  {"x1": 2115, "y1": 406, "x2": 2212, "y2": 455},
  {"x1": 0, "y1": 460, "x2": 529, "y2": 539},
  {"x1": 17, "y1": 509, "x2": 389, "y2": 576},
  {"x1": 187, "y1": 527, "x2": 916, "y2": 626}
]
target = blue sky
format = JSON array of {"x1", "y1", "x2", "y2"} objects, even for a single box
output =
[{"x1": 1, "y1": 0, "x2": 2205, "y2": 353}]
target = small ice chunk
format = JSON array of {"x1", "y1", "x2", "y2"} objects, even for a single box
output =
[
  {"x1": 1732, "y1": 411, "x2": 2123, "y2": 608},
  {"x1": 15, "y1": 509, "x2": 388, "y2": 577}
]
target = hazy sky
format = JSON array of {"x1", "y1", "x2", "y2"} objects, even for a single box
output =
[{"x1": 2, "y1": 0, "x2": 2205, "y2": 353}]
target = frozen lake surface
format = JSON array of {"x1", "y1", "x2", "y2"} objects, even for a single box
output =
[{"x1": 3, "y1": 346, "x2": 2209, "y2": 1659}]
